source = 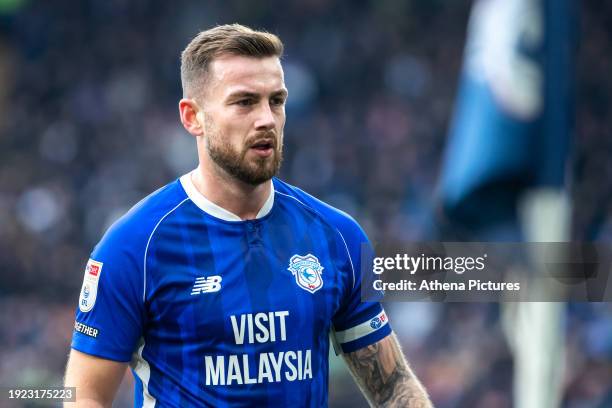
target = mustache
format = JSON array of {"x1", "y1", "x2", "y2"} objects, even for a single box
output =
[{"x1": 246, "y1": 131, "x2": 279, "y2": 148}]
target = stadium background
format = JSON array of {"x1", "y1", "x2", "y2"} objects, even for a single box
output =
[{"x1": 0, "y1": 0, "x2": 610, "y2": 406}]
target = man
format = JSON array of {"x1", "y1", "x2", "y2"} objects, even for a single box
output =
[{"x1": 64, "y1": 24, "x2": 432, "y2": 408}]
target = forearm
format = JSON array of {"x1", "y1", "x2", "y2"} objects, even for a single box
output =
[{"x1": 342, "y1": 333, "x2": 433, "y2": 408}]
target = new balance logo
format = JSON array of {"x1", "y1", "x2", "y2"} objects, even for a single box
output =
[{"x1": 191, "y1": 276, "x2": 222, "y2": 295}]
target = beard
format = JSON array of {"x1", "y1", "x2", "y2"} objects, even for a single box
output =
[{"x1": 205, "y1": 121, "x2": 283, "y2": 186}]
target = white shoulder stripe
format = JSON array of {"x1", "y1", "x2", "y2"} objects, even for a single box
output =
[
  {"x1": 143, "y1": 198, "x2": 189, "y2": 302},
  {"x1": 333, "y1": 310, "x2": 388, "y2": 345},
  {"x1": 275, "y1": 191, "x2": 356, "y2": 289},
  {"x1": 130, "y1": 338, "x2": 156, "y2": 407}
]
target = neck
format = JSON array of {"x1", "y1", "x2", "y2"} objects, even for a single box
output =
[{"x1": 191, "y1": 162, "x2": 272, "y2": 221}]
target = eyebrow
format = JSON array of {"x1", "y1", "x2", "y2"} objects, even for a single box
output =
[{"x1": 226, "y1": 89, "x2": 288, "y2": 100}]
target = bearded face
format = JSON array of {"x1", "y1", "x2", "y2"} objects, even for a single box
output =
[{"x1": 205, "y1": 117, "x2": 283, "y2": 185}]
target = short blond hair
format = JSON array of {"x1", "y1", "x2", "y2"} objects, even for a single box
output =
[{"x1": 180, "y1": 24, "x2": 284, "y2": 98}]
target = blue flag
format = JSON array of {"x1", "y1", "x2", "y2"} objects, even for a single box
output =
[{"x1": 439, "y1": 0, "x2": 575, "y2": 229}]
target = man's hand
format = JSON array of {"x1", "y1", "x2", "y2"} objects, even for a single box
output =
[{"x1": 342, "y1": 333, "x2": 433, "y2": 408}]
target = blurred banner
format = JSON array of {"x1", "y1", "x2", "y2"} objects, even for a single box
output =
[
  {"x1": 438, "y1": 0, "x2": 576, "y2": 407},
  {"x1": 439, "y1": 0, "x2": 574, "y2": 231}
]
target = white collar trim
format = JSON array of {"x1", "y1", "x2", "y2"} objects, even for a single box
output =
[{"x1": 179, "y1": 171, "x2": 274, "y2": 221}]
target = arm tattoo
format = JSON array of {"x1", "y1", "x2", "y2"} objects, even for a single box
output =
[{"x1": 343, "y1": 334, "x2": 433, "y2": 408}]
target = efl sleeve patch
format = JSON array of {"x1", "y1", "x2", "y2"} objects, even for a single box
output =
[{"x1": 78, "y1": 259, "x2": 103, "y2": 312}]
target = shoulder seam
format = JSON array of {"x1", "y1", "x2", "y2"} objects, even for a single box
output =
[
  {"x1": 142, "y1": 198, "x2": 190, "y2": 302},
  {"x1": 275, "y1": 191, "x2": 356, "y2": 289}
]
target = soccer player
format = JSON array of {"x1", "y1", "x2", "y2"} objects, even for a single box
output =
[{"x1": 64, "y1": 24, "x2": 432, "y2": 407}]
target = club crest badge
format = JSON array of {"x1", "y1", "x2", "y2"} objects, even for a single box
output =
[
  {"x1": 79, "y1": 259, "x2": 103, "y2": 312},
  {"x1": 288, "y1": 254, "x2": 324, "y2": 294}
]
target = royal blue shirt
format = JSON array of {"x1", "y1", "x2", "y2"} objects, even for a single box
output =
[{"x1": 71, "y1": 172, "x2": 391, "y2": 407}]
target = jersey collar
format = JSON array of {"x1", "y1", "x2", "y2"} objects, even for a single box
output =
[{"x1": 179, "y1": 171, "x2": 274, "y2": 221}]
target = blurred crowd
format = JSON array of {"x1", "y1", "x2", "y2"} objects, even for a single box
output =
[{"x1": 0, "y1": 0, "x2": 610, "y2": 407}]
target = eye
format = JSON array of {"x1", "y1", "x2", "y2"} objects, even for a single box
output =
[
  {"x1": 270, "y1": 97, "x2": 286, "y2": 107},
  {"x1": 236, "y1": 99, "x2": 255, "y2": 107}
]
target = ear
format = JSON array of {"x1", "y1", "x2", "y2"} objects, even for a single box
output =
[{"x1": 179, "y1": 98, "x2": 204, "y2": 136}]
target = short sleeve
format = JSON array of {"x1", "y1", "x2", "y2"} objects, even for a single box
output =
[
  {"x1": 331, "y1": 222, "x2": 391, "y2": 353},
  {"x1": 71, "y1": 224, "x2": 145, "y2": 362}
]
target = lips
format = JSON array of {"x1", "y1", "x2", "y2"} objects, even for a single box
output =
[{"x1": 249, "y1": 139, "x2": 275, "y2": 151}]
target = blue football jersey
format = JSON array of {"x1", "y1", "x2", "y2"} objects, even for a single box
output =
[{"x1": 71, "y1": 172, "x2": 391, "y2": 407}]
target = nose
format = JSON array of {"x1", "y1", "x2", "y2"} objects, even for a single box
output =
[{"x1": 254, "y1": 102, "x2": 276, "y2": 131}]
